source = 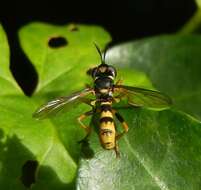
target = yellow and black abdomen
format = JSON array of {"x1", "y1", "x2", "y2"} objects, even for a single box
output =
[{"x1": 99, "y1": 103, "x2": 116, "y2": 149}]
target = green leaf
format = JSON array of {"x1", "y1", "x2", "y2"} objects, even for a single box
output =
[
  {"x1": 0, "y1": 23, "x2": 77, "y2": 189},
  {"x1": 76, "y1": 35, "x2": 201, "y2": 190},
  {"x1": 179, "y1": 0, "x2": 201, "y2": 34},
  {"x1": 2, "y1": 21, "x2": 201, "y2": 190},
  {"x1": 196, "y1": 0, "x2": 201, "y2": 7},
  {"x1": 77, "y1": 109, "x2": 201, "y2": 190},
  {"x1": 0, "y1": 23, "x2": 111, "y2": 189},
  {"x1": 0, "y1": 96, "x2": 77, "y2": 190},
  {"x1": 106, "y1": 35, "x2": 201, "y2": 120},
  {"x1": 19, "y1": 22, "x2": 111, "y2": 161},
  {"x1": 19, "y1": 22, "x2": 111, "y2": 94}
]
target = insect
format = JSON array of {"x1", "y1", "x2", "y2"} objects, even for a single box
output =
[{"x1": 33, "y1": 44, "x2": 172, "y2": 156}]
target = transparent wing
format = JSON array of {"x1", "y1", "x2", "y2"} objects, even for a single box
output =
[
  {"x1": 114, "y1": 85, "x2": 172, "y2": 109},
  {"x1": 33, "y1": 88, "x2": 94, "y2": 119}
]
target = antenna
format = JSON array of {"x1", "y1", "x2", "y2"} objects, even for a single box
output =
[
  {"x1": 93, "y1": 42, "x2": 105, "y2": 64},
  {"x1": 103, "y1": 44, "x2": 109, "y2": 64}
]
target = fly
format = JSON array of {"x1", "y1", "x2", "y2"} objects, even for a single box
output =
[{"x1": 33, "y1": 44, "x2": 172, "y2": 156}]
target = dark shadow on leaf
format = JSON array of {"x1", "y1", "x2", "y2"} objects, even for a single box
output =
[
  {"x1": 0, "y1": 131, "x2": 36, "y2": 189},
  {"x1": 79, "y1": 139, "x2": 94, "y2": 159},
  {"x1": 0, "y1": 129, "x2": 76, "y2": 190},
  {"x1": 8, "y1": 33, "x2": 38, "y2": 96},
  {"x1": 33, "y1": 165, "x2": 75, "y2": 190}
]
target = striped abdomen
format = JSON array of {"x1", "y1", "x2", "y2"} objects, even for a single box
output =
[{"x1": 99, "y1": 103, "x2": 116, "y2": 149}]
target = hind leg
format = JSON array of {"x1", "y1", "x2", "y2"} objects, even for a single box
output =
[
  {"x1": 112, "y1": 109, "x2": 129, "y2": 157},
  {"x1": 114, "y1": 141, "x2": 120, "y2": 158},
  {"x1": 112, "y1": 109, "x2": 129, "y2": 140}
]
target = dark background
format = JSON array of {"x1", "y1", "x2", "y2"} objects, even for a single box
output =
[{"x1": 0, "y1": 0, "x2": 196, "y2": 95}]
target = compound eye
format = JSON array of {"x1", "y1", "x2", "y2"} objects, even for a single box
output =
[
  {"x1": 92, "y1": 67, "x2": 98, "y2": 78},
  {"x1": 108, "y1": 66, "x2": 117, "y2": 77}
]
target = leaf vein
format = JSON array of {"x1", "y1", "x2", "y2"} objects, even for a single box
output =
[{"x1": 124, "y1": 136, "x2": 169, "y2": 190}]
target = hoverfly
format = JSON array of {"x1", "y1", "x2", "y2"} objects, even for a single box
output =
[{"x1": 33, "y1": 44, "x2": 172, "y2": 156}]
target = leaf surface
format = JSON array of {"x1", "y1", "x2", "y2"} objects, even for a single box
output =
[
  {"x1": 0, "y1": 23, "x2": 111, "y2": 189},
  {"x1": 76, "y1": 35, "x2": 201, "y2": 190},
  {"x1": 107, "y1": 35, "x2": 201, "y2": 120},
  {"x1": 77, "y1": 108, "x2": 201, "y2": 190}
]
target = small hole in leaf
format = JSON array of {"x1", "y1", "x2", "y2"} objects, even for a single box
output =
[
  {"x1": 21, "y1": 160, "x2": 38, "y2": 188},
  {"x1": 48, "y1": 36, "x2": 68, "y2": 48},
  {"x1": 69, "y1": 24, "x2": 79, "y2": 32}
]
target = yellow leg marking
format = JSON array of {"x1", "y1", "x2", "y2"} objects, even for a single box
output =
[
  {"x1": 116, "y1": 121, "x2": 128, "y2": 140},
  {"x1": 80, "y1": 98, "x2": 96, "y2": 107},
  {"x1": 90, "y1": 100, "x2": 96, "y2": 106},
  {"x1": 113, "y1": 97, "x2": 120, "y2": 103},
  {"x1": 77, "y1": 110, "x2": 93, "y2": 136}
]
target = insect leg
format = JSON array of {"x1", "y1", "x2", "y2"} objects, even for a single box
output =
[
  {"x1": 112, "y1": 109, "x2": 129, "y2": 140},
  {"x1": 80, "y1": 98, "x2": 96, "y2": 107},
  {"x1": 113, "y1": 97, "x2": 121, "y2": 103},
  {"x1": 77, "y1": 110, "x2": 93, "y2": 143},
  {"x1": 114, "y1": 142, "x2": 120, "y2": 158},
  {"x1": 113, "y1": 93, "x2": 126, "y2": 104},
  {"x1": 115, "y1": 79, "x2": 123, "y2": 85}
]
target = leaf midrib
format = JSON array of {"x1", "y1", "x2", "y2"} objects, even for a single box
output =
[{"x1": 124, "y1": 136, "x2": 170, "y2": 190}]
